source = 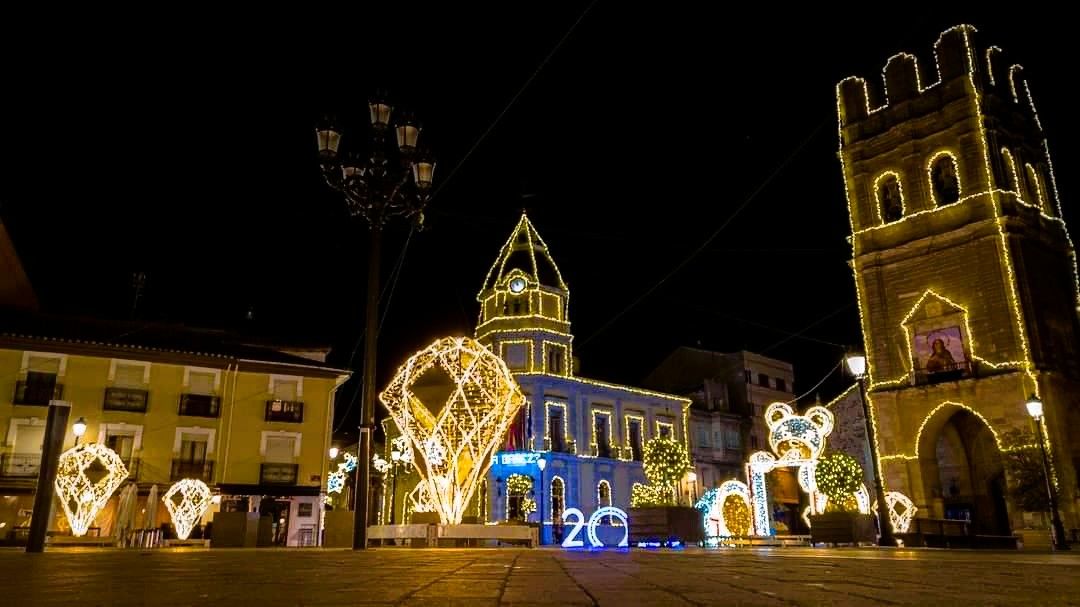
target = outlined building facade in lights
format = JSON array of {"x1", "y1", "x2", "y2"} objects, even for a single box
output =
[
  {"x1": 838, "y1": 25, "x2": 1080, "y2": 535},
  {"x1": 479, "y1": 213, "x2": 690, "y2": 544}
]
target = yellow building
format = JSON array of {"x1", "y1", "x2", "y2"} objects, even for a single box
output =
[{"x1": 0, "y1": 219, "x2": 349, "y2": 546}]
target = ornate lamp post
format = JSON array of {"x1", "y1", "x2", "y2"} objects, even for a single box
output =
[
  {"x1": 844, "y1": 348, "x2": 895, "y2": 546},
  {"x1": 316, "y1": 95, "x2": 436, "y2": 550},
  {"x1": 1025, "y1": 395, "x2": 1070, "y2": 550},
  {"x1": 389, "y1": 448, "x2": 404, "y2": 525}
]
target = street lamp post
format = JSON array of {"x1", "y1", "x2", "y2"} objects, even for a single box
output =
[
  {"x1": 316, "y1": 96, "x2": 436, "y2": 550},
  {"x1": 1025, "y1": 395, "x2": 1070, "y2": 551},
  {"x1": 329, "y1": 446, "x2": 339, "y2": 460},
  {"x1": 389, "y1": 449, "x2": 402, "y2": 526},
  {"x1": 537, "y1": 457, "x2": 547, "y2": 543},
  {"x1": 72, "y1": 417, "x2": 87, "y2": 446},
  {"x1": 845, "y1": 349, "x2": 896, "y2": 547}
]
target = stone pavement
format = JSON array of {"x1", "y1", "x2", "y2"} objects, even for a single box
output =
[{"x1": 5, "y1": 546, "x2": 1080, "y2": 605}]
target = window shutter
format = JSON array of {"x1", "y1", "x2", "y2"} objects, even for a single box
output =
[
  {"x1": 265, "y1": 436, "x2": 296, "y2": 462},
  {"x1": 188, "y1": 372, "x2": 215, "y2": 395},
  {"x1": 115, "y1": 364, "x2": 145, "y2": 387}
]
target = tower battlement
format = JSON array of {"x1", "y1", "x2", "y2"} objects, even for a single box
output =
[{"x1": 838, "y1": 25, "x2": 1041, "y2": 135}]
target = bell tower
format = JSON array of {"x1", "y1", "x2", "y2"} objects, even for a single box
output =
[
  {"x1": 476, "y1": 212, "x2": 572, "y2": 377},
  {"x1": 838, "y1": 25, "x2": 1080, "y2": 533}
]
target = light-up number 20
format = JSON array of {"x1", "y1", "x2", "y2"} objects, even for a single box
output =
[{"x1": 561, "y1": 507, "x2": 629, "y2": 548}]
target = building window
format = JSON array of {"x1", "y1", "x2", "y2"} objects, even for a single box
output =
[
  {"x1": 875, "y1": 172, "x2": 903, "y2": 222},
  {"x1": 696, "y1": 427, "x2": 708, "y2": 448},
  {"x1": 726, "y1": 429, "x2": 741, "y2": 450},
  {"x1": 757, "y1": 373, "x2": 769, "y2": 387},
  {"x1": 750, "y1": 435, "x2": 759, "y2": 450},
  {"x1": 173, "y1": 433, "x2": 212, "y2": 481},
  {"x1": 544, "y1": 343, "x2": 567, "y2": 375},
  {"x1": 551, "y1": 476, "x2": 565, "y2": 527},
  {"x1": 593, "y1": 411, "x2": 611, "y2": 458},
  {"x1": 930, "y1": 152, "x2": 961, "y2": 206},
  {"x1": 775, "y1": 378, "x2": 787, "y2": 392},
  {"x1": 597, "y1": 480, "x2": 613, "y2": 524},
  {"x1": 744, "y1": 369, "x2": 752, "y2": 383},
  {"x1": 1001, "y1": 148, "x2": 1019, "y2": 192},
  {"x1": 657, "y1": 421, "x2": 674, "y2": 440},
  {"x1": 627, "y1": 417, "x2": 644, "y2": 461},
  {"x1": 714, "y1": 430, "x2": 723, "y2": 450},
  {"x1": 1025, "y1": 163, "x2": 1048, "y2": 212},
  {"x1": 547, "y1": 404, "x2": 566, "y2": 452}
]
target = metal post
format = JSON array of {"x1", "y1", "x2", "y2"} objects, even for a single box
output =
[
  {"x1": 857, "y1": 378, "x2": 895, "y2": 546},
  {"x1": 353, "y1": 227, "x2": 382, "y2": 550},
  {"x1": 27, "y1": 401, "x2": 71, "y2": 553},
  {"x1": 1034, "y1": 419, "x2": 1070, "y2": 550},
  {"x1": 389, "y1": 466, "x2": 398, "y2": 526},
  {"x1": 539, "y1": 467, "x2": 545, "y2": 544}
]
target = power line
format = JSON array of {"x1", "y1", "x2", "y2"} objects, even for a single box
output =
[{"x1": 579, "y1": 120, "x2": 827, "y2": 348}]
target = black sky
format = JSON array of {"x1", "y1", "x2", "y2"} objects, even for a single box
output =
[{"x1": 2, "y1": 7, "x2": 1075, "y2": 440}]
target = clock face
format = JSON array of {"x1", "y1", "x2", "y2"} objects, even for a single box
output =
[{"x1": 509, "y1": 277, "x2": 526, "y2": 293}]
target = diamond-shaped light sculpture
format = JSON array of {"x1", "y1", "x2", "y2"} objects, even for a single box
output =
[
  {"x1": 55, "y1": 443, "x2": 128, "y2": 537},
  {"x1": 380, "y1": 336, "x2": 526, "y2": 524},
  {"x1": 163, "y1": 479, "x2": 212, "y2": 540}
]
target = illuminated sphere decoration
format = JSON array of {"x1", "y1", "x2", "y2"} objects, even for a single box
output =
[
  {"x1": 814, "y1": 452, "x2": 864, "y2": 501},
  {"x1": 54, "y1": 443, "x2": 129, "y2": 537},
  {"x1": 379, "y1": 336, "x2": 526, "y2": 524},
  {"x1": 163, "y1": 479, "x2": 213, "y2": 540}
]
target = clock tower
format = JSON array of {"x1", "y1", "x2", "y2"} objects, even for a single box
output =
[{"x1": 476, "y1": 212, "x2": 572, "y2": 377}]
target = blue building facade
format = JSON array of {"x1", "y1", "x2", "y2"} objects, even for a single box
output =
[{"x1": 478, "y1": 213, "x2": 690, "y2": 544}]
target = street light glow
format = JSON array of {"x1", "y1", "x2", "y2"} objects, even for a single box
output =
[{"x1": 1026, "y1": 395, "x2": 1044, "y2": 419}]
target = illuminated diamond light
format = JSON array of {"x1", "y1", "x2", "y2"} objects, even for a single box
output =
[
  {"x1": 163, "y1": 479, "x2": 213, "y2": 540},
  {"x1": 379, "y1": 336, "x2": 526, "y2": 524},
  {"x1": 54, "y1": 444, "x2": 128, "y2": 537}
]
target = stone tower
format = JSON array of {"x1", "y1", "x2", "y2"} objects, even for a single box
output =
[
  {"x1": 838, "y1": 25, "x2": 1080, "y2": 534},
  {"x1": 475, "y1": 212, "x2": 572, "y2": 377}
]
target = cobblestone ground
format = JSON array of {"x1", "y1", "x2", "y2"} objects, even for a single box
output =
[{"x1": 5, "y1": 546, "x2": 1080, "y2": 605}]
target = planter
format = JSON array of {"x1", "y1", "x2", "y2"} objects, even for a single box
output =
[
  {"x1": 629, "y1": 507, "x2": 704, "y2": 545},
  {"x1": 809, "y1": 512, "x2": 876, "y2": 545}
]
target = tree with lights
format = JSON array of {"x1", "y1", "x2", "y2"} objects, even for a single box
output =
[
  {"x1": 631, "y1": 437, "x2": 691, "y2": 507},
  {"x1": 815, "y1": 452, "x2": 864, "y2": 513}
]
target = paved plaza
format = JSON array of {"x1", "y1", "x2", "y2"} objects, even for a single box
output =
[{"x1": 6, "y1": 546, "x2": 1080, "y2": 605}]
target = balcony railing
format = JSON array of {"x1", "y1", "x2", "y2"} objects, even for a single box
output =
[
  {"x1": 121, "y1": 457, "x2": 142, "y2": 481},
  {"x1": 543, "y1": 437, "x2": 576, "y2": 454},
  {"x1": 589, "y1": 443, "x2": 614, "y2": 459},
  {"x1": 104, "y1": 387, "x2": 149, "y2": 412},
  {"x1": 914, "y1": 361, "x2": 975, "y2": 386},
  {"x1": 260, "y1": 463, "x2": 299, "y2": 485},
  {"x1": 178, "y1": 394, "x2": 221, "y2": 418},
  {"x1": 265, "y1": 400, "x2": 304, "y2": 423},
  {"x1": 171, "y1": 459, "x2": 214, "y2": 482},
  {"x1": 1, "y1": 453, "x2": 41, "y2": 477},
  {"x1": 13, "y1": 380, "x2": 63, "y2": 406}
]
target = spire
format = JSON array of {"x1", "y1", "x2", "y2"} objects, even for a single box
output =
[{"x1": 478, "y1": 211, "x2": 567, "y2": 300}]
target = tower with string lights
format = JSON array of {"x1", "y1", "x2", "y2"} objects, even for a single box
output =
[{"x1": 838, "y1": 25, "x2": 1080, "y2": 540}]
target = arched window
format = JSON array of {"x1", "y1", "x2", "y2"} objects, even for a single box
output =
[
  {"x1": 1026, "y1": 163, "x2": 1048, "y2": 212},
  {"x1": 1001, "y1": 148, "x2": 1019, "y2": 192},
  {"x1": 929, "y1": 152, "x2": 961, "y2": 206},
  {"x1": 874, "y1": 172, "x2": 903, "y2": 223},
  {"x1": 551, "y1": 476, "x2": 565, "y2": 524},
  {"x1": 597, "y1": 480, "x2": 612, "y2": 524}
]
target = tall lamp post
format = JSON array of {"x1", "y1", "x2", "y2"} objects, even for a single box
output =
[
  {"x1": 389, "y1": 448, "x2": 404, "y2": 525},
  {"x1": 316, "y1": 96, "x2": 436, "y2": 550},
  {"x1": 1025, "y1": 395, "x2": 1070, "y2": 550},
  {"x1": 537, "y1": 457, "x2": 547, "y2": 543},
  {"x1": 845, "y1": 348, "x2": 895, "y2": 547}
]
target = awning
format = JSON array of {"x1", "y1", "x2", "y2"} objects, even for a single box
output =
[{"x1": 217, "y1": 484, "x2": 321, "y2": 497}]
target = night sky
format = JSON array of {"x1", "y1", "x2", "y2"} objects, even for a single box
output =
[{"x1": 2, "y1": 8, "x2": 1075, "y2": 441}]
